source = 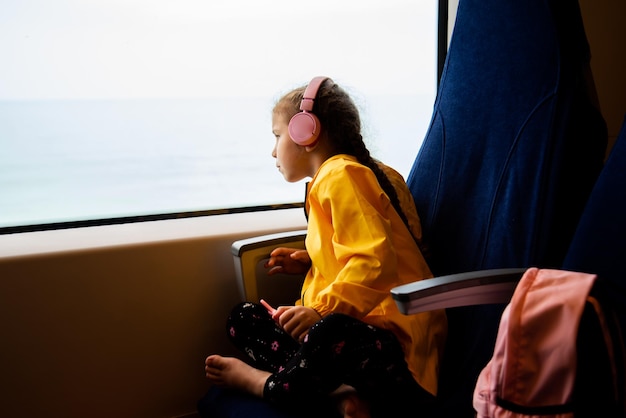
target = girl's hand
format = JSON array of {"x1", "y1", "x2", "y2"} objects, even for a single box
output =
[
  {"x1": 264, "y1": 247, "x2": 311, "y2": 275},
  {"x1": 273, "y1": 305, "x2": 321, "y2": 343}
]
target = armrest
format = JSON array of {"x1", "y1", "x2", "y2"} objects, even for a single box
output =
[
  {"x1": 231, "y1": 230, "x2": 307, "y2": 303},
  {"x1": 391, "y1": 268, "x2": 527, "y2": 315}
]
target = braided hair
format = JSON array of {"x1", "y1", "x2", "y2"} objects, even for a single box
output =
[{"x1": 273, "y1": 79, "x2": 414, "y2": 239}]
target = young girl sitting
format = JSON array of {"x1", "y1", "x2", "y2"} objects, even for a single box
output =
[{"x1": 204, "y1": 77, "x2": 447, "y2": 418}]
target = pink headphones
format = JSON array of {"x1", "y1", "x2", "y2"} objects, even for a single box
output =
[{"x1": 288, "y1": 76, "x2": 330, "y2": 146}]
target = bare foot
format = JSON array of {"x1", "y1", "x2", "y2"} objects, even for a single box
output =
[
  {"x1": 333, "y1": 385, "x2": 371, "y2": 418},
  {"x1": 205, "y1": 355, "x2": 271, "y2": 398}
]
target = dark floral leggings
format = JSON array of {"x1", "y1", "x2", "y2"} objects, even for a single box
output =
[{"x1": 226, "y1": 302, "x2": 434, "y2": 416}]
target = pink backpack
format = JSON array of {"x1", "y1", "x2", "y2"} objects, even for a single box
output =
[{"x1": 473, "y1": 268, "x2": 625, "y2": 417}]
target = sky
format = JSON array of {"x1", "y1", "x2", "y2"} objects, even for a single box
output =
[{"x1": 0, "y1": 0, "x2": 436, "y2": 100}]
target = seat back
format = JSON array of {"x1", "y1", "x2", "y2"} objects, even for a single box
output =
[
  {"x1": 563, "y1": 115, "x2": 626, "y2": 296},
  {"x1": 556, "y1": 117, "x2": 626, "y2": 417},
  {"x1": 406, "y1": 0, "x2": 607, "y2": 415}
]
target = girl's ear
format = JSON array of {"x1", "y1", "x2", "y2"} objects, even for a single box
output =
[
  {"x1": 304, "y1": 132, "x2": 327, "y2": 152},
  {"x1": 304, "y1": 141, "x2": 319, "y2": 152}
]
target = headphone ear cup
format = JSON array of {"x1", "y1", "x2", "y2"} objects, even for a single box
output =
[{"x1": 288, "y1": 111, "x2": 321, "y2": 146}]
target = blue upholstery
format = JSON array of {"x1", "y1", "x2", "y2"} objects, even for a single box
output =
[
  {"x1": 409, "y1": 0, "x2": 605, "y2": 274},
  {"x1": 561, "y1": 118, "x2": 626, "y2": 414},
  {"x1": 563, "y1": 116, "x2": 626, "y2": 300},
  {"x1": 407, "y1": 0, "x2": 606, "y2": 416}
]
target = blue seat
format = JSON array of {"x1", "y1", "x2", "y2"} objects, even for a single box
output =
[
  {"x1": 393, "y1": 117, "x2": 626, "y2": 416},
  {"x1": 409, "y1": 0, "x2": 605, "y2": 275},
  {"x1": 406, "y1": 0, "x2": 606, "y2": 416},
  {"x1": 562, "y1": 114, "x2": 626, "y2": 340},
  {"x1": 563, "y1": 115, "x2": 626, "y2": 293}
]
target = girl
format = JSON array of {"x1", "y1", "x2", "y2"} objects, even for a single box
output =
[{"x1": 204, "y1": 77, "x2": 447, "y2": 418}]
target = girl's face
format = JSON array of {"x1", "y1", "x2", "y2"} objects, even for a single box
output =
[{"x1": 271, "y1": 113, "x2": 311, "y2": 182}]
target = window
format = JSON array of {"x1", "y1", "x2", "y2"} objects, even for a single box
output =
[{"x1": 0, "y1": 0, "x2": 437, "y2": 230}]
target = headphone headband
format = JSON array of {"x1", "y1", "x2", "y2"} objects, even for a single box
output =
[{"x1": 299, "y1": 76, "x2": 329, "y2": 112}]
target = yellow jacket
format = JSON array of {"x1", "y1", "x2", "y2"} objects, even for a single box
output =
[{"x1": 299, "y1": 154, "x2": 447, "y2": 395}]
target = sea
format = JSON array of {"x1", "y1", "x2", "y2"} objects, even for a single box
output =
[{"x1": 0, "y1": 96, "x2": 432, "y2": 229}]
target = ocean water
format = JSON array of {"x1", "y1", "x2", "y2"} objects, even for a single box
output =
[{"x1": 0, "y1": 96, "x2": 431, "y2": 228}]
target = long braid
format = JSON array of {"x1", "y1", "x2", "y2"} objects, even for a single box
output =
[
  {"x1": 314, "y1": 81, "x2": 416, "y2": 242},
  {"x1": 348, "y1": 135, "x2": 415, "y2": 240}
]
